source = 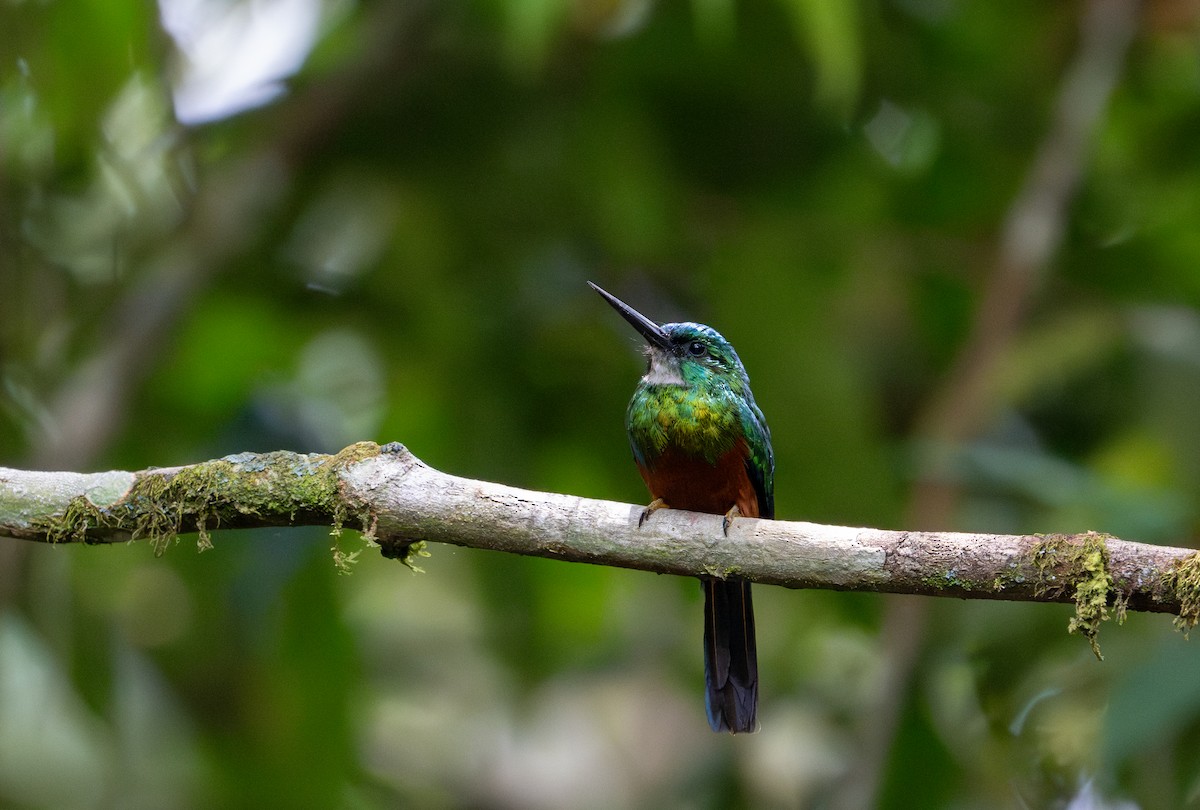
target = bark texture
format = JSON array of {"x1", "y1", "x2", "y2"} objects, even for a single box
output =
[{"x1": 2, "y1": 442, "x2": 1198, "y2": 641}]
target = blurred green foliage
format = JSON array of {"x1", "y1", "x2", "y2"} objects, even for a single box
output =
[{"x1": 3, "y1": 0, "x2": 1200, "y2": 807}]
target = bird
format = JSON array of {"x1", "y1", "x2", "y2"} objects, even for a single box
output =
[{"x1": 590, "y1": 281, "x2": 774, "y2": 734}]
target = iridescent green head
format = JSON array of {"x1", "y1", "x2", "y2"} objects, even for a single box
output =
[{"x1": 588, "y1": 282, "x2": 751, "y2": 396}]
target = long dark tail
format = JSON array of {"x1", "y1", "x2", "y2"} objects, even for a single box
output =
[{"x1": 703, "y1": 577, "x2": 758, "y2": 733}]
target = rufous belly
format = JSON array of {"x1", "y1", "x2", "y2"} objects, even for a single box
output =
[{"x1": 636, "y1": 442, "x2": 760, "y2": 518}]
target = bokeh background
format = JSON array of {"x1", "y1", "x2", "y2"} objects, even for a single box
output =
[{"x1": 3, "y1": 0, "x2": 1200, "y2": 807}]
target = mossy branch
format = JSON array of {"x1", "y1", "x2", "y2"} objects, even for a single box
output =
[{"x1": 3, "y1": 441, "x2": 1200, "y2": 649}]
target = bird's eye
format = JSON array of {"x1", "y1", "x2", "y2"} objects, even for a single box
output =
[{"x1": 687, "y1": 341, "x2": 707, "y2": 357}]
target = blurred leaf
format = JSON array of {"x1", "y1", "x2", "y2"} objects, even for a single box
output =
[
  {"x1": 1103, "y1": 638, "x2": 1200, "y2": 771},
  {"x1": 0, "y1": 615, "x2": 108, "y2": 808},
  {"x1": 778, "y1": 0, "x2": 861, "y2": 118}
]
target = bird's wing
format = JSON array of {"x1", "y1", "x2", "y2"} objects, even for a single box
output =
[{"x1": 739, "y1": 398, "x2": 774, "y2": 520}]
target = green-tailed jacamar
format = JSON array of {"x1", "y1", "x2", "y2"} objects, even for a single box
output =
[{"x1": 591, "y1": 282, "x2": 774, "y2": 734}]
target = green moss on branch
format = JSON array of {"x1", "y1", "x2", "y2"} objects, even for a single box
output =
[
  {"x1": 1030, "y1": 531, "x2": 1114, "y2": 660},
  {"x1": 34, "y1": 443, "x2": 382, "y2": 561},
  {"x1": 1161, "y1": 551, "x2": 1200, "y2": 636}
]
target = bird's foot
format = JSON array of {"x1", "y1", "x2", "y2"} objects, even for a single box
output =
[
  {"x1": 722, "y1": 505, "x2": 742, "y2": 536},
  {"x1": 639, "y1": 498, "x2": 668, "y2": 527}
]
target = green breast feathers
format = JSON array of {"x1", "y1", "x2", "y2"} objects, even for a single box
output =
[{"x1": 627, "y1": 383, "x2": 744, "y2": 464}]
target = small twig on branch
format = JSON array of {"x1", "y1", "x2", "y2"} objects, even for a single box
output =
[{"x1": 1, "y1": 442, "x2": 1199, "y2": 648}]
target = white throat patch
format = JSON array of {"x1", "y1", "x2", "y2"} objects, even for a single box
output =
[{"x1": 642, "y1": 351, "x2": 685, "y2": 386}]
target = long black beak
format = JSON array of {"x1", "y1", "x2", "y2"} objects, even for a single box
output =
[{"x1": 589, "y1": 282, "x2": 672, "y2": 351}]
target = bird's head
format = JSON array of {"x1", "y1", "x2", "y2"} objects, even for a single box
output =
[{"x1": 590, "y1": 282, "x2": 749, "y2": 394}]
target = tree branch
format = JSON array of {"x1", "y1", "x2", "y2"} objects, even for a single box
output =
[{"x1": 2, "y1": 442, "x2": 1198, "y2": 646}]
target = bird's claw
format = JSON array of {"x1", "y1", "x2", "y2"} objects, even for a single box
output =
[
  {"x1": 639, "y1": 498, "x2": 668, "y2": 527},
  {"x1": 722, "y1": 505, "x2": 742, "y2": 536}
]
